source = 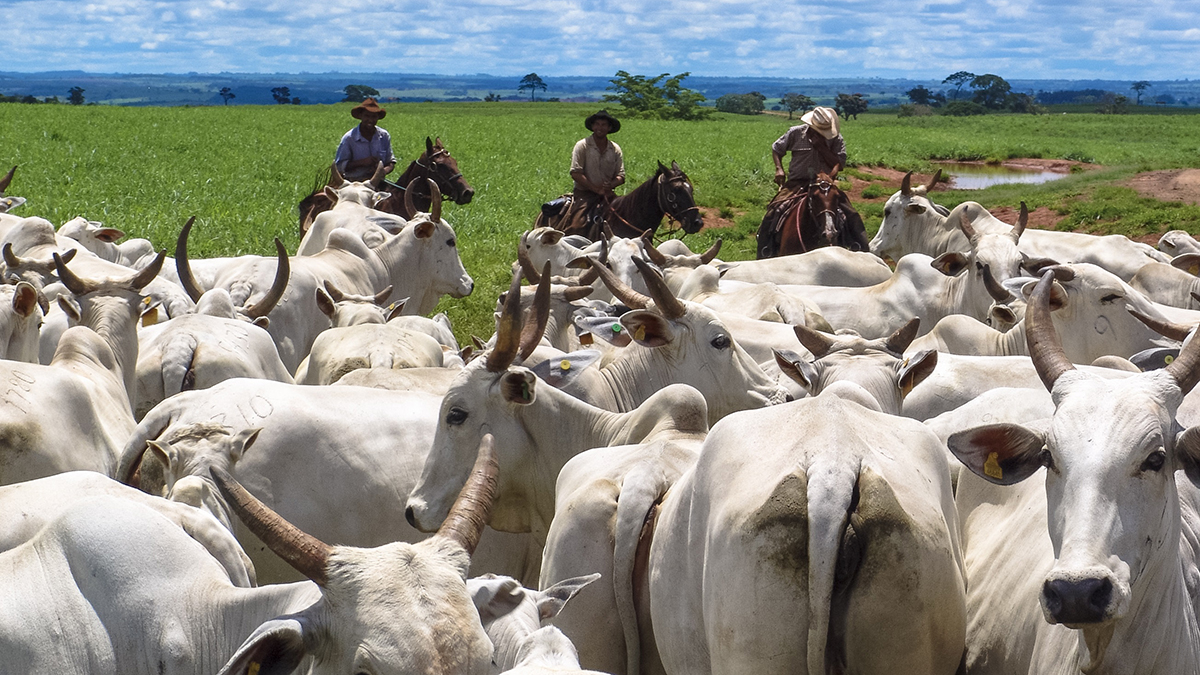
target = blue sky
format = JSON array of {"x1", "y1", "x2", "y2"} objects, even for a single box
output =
[{"x1": 2, "y1": 0, "x2": 1197, "y2": 79}]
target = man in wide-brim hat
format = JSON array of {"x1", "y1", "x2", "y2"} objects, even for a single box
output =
[
  {"x1": 558, "y1": 109, "x2": 625, "y2": 239},
  {"x1": 334, "y1": 97, "x2": 396, "y2": 181},
  {"x1": 755, "y1": 106, "x2": 869, "y2": 257}
]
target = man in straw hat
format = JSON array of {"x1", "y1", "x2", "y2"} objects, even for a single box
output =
[
  {"x1": 756, "y1": 106, "x2": 868, "y2": 257},
  {"x1": 334, "y1": 98, "x2": 397, "y2": 182},
  {"x1": 539, "y1": 109, "x2": 626, "y2": 240}
]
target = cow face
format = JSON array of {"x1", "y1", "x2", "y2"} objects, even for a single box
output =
[
  {"x1": 373, "y1": 214, "x2": 473, "y2": 315},
  {"x1": 871, "y1": 174, "x2": 945, "y2": 260},
  {"x1": 949, "y1": 371, "x2": 1186, "y2": 629},
  {"x1": 0, "y1": 281, "x2": 43, "y2": 362}
]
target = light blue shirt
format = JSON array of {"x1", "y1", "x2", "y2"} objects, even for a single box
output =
[{"x1": 334, "y1": 125, "x2": 396, "y2": 179}]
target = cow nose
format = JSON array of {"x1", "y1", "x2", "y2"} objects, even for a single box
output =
[
  {"x1": 1043, "y1": 577, "x2": 1113, "y2": 624},
  {"x1": 405, "y1": 505, "x2": 417, "y2": 528}
]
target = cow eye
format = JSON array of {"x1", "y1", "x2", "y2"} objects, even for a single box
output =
[
  {"x1": 710, "y1": 334, "x2": 731, "y2": 350},
  {"x1": 446, "y1": 407, "x2": 469, "y2": 425},
  {"x1": 446, "y1": 238, "x2": 456, "y2": 247},
  {"x1": 1100, "y1": 293, "x2": 1123, "y2": 304},
  {"x1": 1039, "y1": 447, "x2": 1056, "y2": 472},
  {"x1": 1141, "y1": 449, "x2": 1167, "y2": 473}
]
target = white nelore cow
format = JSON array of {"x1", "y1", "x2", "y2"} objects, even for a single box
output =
[
  {"x1": 870, "y1": 172, "x2": 1168, "y2": 280},
  {"x1": 177, "y1": 193, "x2": 473, "y2": 371},
  {"x1": 1129, "y1": 257, "x2": 1200, "y2": 309},
  {"x1": 0, "y1": 441, "x2": 501, "y2": 675},
  {"x1": 947, "y1": 271, "x2": 1200, "y2": 674},
  {"x1": 56, "y1": 216, "x2": 157, "y2": 268},
  {"x1": 134, "y1": 288, "x2": 294, "y2": 419},
  {"x1": 296, "y1": 165, "x2": 410, "y2": 256},
  {"x1": 0, "y1": 280, "x2": 43, "y2": 362},
  {"x1": 696, "y1": 246, "x2": 891, "y2": 289},
  {"x1": 0, "y1": 252, "x2": 164, "y2": 484},
  {"x1": 649, "y1": 324, "x2": 966, "y2": 675},
  {"x1": 1159, "y1": 229, "x2": 1200, "y2": 257}
]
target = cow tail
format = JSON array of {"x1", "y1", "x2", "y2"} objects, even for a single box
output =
[
  {"x1": 162, "y1": 334, "x2": 199, "y2": 397},
  {"x1": 367, "y1": 348, "x2": 394, "y2": 370},
  {"x1": 613, "y1": 466, "x2": 668, "y2": 675},
  {"x1": 807, "y1": 462, "x2": 860, "y2": 675}
]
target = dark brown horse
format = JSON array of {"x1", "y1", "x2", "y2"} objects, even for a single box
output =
[
  {"x1": 298, "y1": 136, "x2": 473, "y2": 235},
  {"x1": 536, "y1": 161, "x2": 703, "y2": 241},
  {"x1": 774, "y1": 173, "x2": 867, "y2": 255}
]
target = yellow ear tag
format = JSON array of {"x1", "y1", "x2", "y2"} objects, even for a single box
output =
[
  {"x1": 634, "y1": 325, "x2": 646, "y2": 341},
  {"x1": 142, "y1": 297, "x2": 152, "y2": 306},
  {"x1": 983, "y1": 452, "x2": 1004, "y2": 480},
  {"x1": 1166, "y1": 354, "x2": 1176, "y2": 365},
  {"x1": 560, "y1": 359, "x2": 571, "y2": 371},
  {"x1": 248, "y1": 664, "x2": 260, "y2": 675}
]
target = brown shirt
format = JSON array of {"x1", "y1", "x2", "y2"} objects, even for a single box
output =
[
  {"x1": 571, "y1": 136, "x2": 625, "y2": 195},
  {"x1": 772, "y1": 124, "x2": 846, "y2": 181}
]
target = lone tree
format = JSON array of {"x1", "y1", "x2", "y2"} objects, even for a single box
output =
[
  {"x1": 834, "y1": 92, "x2": 869, "y2": 120},
  {"x1": 905, "y1": 85, "x2": 933, "y2": 105},
  {"x1": 942, "y1": 71, "x2": 975, "y2": 100},
  {"x1": 603, "y1": 70, "x2": 710, "y2": 120},
  {"x1": 67, "y1": 86, "x2": 85, "y2": 105},
  {"x1": 271, "y1": 86, "x2": 292, "y2": 104},
  {"x1": 780, "y1": 92, "x2": 815, "y2": 119},
  {"x1": 969, "y1": 74, "x2": 1012, "y2": 110},
  {"x1": 1131, "y1": 80, "x2": 1151, "y2": 105},
  {"x1": 716, "y1": 92, "x2": 766, "y2": 115},
  {"x1": 219, "y1": 87, "x2": 235, "y2": 105},
  {"x1": 518, "y1": 73, "x2": 547, "y2": 102},
  {"x1": 342, "y1": 84, "x2": 379, "y2": 102}
]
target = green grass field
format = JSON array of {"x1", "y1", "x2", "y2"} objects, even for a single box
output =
[{"x1": 3, "y1": 102, "x2": 1200, "y2": 339}]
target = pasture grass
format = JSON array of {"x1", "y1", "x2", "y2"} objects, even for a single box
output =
[{"x1": 3, "y1": 102, "x2": 1200, "y2": 339}]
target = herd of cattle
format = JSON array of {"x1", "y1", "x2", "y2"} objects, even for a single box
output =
[{"x1": 4, "y1": 160, "x2": 1200, "y2": 675}]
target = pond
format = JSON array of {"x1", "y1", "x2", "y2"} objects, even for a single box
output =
[{"x1": 938, "y1": 162, "x2": 1070, "y2": 190}]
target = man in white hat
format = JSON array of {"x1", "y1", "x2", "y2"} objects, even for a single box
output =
[{"x1": 756, "y1": 106, "x2": 868, "y2": 257}]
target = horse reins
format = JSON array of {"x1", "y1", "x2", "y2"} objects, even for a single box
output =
[{"x1": 414, "y1": 149, "x2": 463, "y2": 196}]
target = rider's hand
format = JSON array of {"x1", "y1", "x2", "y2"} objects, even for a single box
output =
[{"x1": 774, "y1": 170, "x2": 787, "y2": 187}]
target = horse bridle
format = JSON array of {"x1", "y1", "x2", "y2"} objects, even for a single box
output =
[
  {"x1": 808, "y1": 178, "x2": 839, "y2": 221},
  {"x1": 413, "y1": 148, "x2": 463, "y2": 197},
  {"x1": 656, "y1": 173, "x2": 701, "y2": 226}
]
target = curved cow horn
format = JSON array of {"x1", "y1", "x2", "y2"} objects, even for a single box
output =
[
  {"x1": 576, "y1": 236, "x2": 607, "y2": 286},
  {"x1": 54, "y1": 252, "x2": 97, "y2": 296},
  {"x1": 982, "y1": 264, "x2": 1013, "y2": 302},
  {"x1": 0, "y1": 166, "x2": 14, "y2": 194},
  {"x1": 126, "y1": 250, "x2": 167, "y2": 291},
  {"x1": 517, "y1": 232, "x2": 541, "y2": 284},
  {"x1": 436, "y1": 434, "x2": 499, "y2": 557},
  {"x1": 485, "y1": 269, "x2": 524, "y2": 372},
  {"x1": 900, "y1": 171, "x2": 913, "y2": 196},
  {"x1": 369, "y1": 161, "x2": 387, "y2": 189},
  {"x1": 2, "y1": 243, "x2": 22, "y2": 268},
  {"x1": 517, "y1": 262, "x2": 552, "y2": 361},
  {"x1": 588, "y1": 257, "x2": 650, "y2": 310},
  {"x1": 1128, "y1": 307, "x2": 1195, "y2": 342},
  {"x1": 210, "y1": 466, "x2": 332, "y2": 586},
  {"x1": 373, "y1": 285, "x2": 394, "y2": 306},
  {"x1": 632, "y1": 256, "x2": 686, "y2": 320},
  {"x1": 602, "y1": 221, "x2": 614, "y2": 242},
  {"x1": 923, "y1": 169, "x2": 941, "y2": 191},
  {"x1": 1166, "y1": 320, "x2": 1200, "y2": 396},
  {"x1": 563, "y1": 285, "x2": 594, "y2": 301},
  {"x1": 883, "y1": 318, "x2": 921, "y2": 355},
  {"x1": 403, "y1": 177, "x2": 419, "y2": 217},
  {"x1": 699, "y1": 238, "x2": 723, "y2": 264},
  {"x1": 323, "y1": 280, "x2": 346, "y2": 303},
  {"x1": 793, "y1": 323, "x2": 836, "y2": 359},
  {"x1": 427, "y1": 178, "x2": 442, "y2": 223},
  {"x1": 175, "y1": 217, "x2": 205, "y2": 303},
  {"x1": 1011, "y1": 202, "x2": 1028, "y2": 242},
  {"x1": 242, "y1": 239, "x2": 290, "y2": 319},
  {"x1": 958, "y1": 212, "x2": 977, "y2": 242},
  {"x1": 641, "y1": 230, "x2": 667, "y2": 266},
  {"x1": 1025, "y1": 270, "x2": 1075, "y2": 391},
  {"x1": 328, "y1": 163, "x2": 345, "y2": 189}
]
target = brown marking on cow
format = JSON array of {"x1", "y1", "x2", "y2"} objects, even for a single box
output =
[{"x1": 745, "y1": 470, "x2": 809, "y2": 584}]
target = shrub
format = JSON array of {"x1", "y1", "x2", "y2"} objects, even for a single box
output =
[{"x1": 942, "y1": 101, "x2": 988, "y2": 116}]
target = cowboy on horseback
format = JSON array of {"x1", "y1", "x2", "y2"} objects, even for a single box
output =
[
  {"x1": 334, "y1": 98, "x2": 397, "y2": 182},
  {"x1": 756, "y1": 106, "x2": 869, "y2": 258},
  {"x1": 549, "y1": 110, "x2": 626, "y2": 240}
]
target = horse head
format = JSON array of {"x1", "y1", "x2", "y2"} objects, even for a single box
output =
[
  {"x1": 657, "y1": 161, "x2": 704, "y2": 235},
  {"x1": 807, "y1": 173, "x2": 842, "y2": 248},
  {"x1": 421, "y1": 137, "x2": 474, "y2": 205}
]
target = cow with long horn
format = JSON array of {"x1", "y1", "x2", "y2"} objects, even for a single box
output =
[{"x1": 946, "y1": 269, "x2": 1200, "y2": 674}]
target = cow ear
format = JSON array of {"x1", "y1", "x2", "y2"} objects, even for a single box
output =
[
  {"x1": 385, "y1": 298, "x2": 410, "y2": 322},
  {"x1": 372, "y1": 191, "x2": 390, "y2": 206},
  {"x1": 1175, "y1": 426, "x2": 1200, "y2": 485},
  {"x1": 146, "y1": 440, "x2": 178, "y2": 472},
  {"x1": 218, "y1": 618, "x2": 309, "y2": 675},
  {"x1": 96, "y1": 227, "x2": 125, "y2": 243},
  {"x1": 500, "y1": 370, "x2": 537, "y2": 405},
  {"x1": 930, "y1": 252, "x2": 969, "y2": 276},
  {"x1": 530, "y1": 349, "x2": 602, "y2": 389},
  {"x1": 1020, "y1": 279, "x2": 1067, "y2": 310},
  {"x1": 12, "y1": 281, "x2": 38, "y2": 318},
  {"x1": 315, "y1": 287, "x2": 336, "y2": 318},
  {"x1": 575, "y1": 315, "x2": 631, "y2": 347},
  {"x1": 230, "y1": 427, "x2": 261, "y2": 464},
  {"x1": 1171, "y1": 253, "x2": 1200, "y2": 277},
  {"x1": 539, "y1": 230, "x2": 564, "y2": 245},
  {"x1": 57, "y1": 296, "x2": 81, "y2": 323},
  {"x1": 469, "y1": 575, "x2": 525, "y2": 623},
  {"x1": 252, "y1": 316, "x2": 271, "y2": 329},
  {"x1": 414, "y1": 220, "x2": 435, "y2": 239},
  {"x1": 620, "y1": 311, "x2": 674, "y2": 347},
  {"x1": 774, "y1": 348, "x2": 820, "y2": 392},
  {"x1": 904, "y1": 203, "x2": 927, "y2": 215},
  {"x1": 947, "y1": 424, "x2": 1046, "y2": 486},
  {"x1": 897, "y1": 349, "x2": 938, "y2": 398},
  {"x1": 536, "y1": 573, "x2": 601, "y2": 621},
  {"x1": 989, "y1": 304, "x2": 1018, "y2": 328},
  {"x1": 322, "y1": 186, "x2": 338, "y2": 204}
]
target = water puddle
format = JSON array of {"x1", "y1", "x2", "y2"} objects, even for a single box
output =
[{"x1": 937, "y1": 162, "x2": 1070, "y2": 190}]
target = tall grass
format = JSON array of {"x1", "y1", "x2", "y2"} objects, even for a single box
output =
[{"x1": 3, "y1": 102, "x2": 1200, "y2": 338}]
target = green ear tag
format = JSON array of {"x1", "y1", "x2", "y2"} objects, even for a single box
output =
[
  {"x1": 521, "y1": 381, "x2": 531, "y2": 402},
  {"x1": 611, "y1": 324, "x2": 622, "y2": 333}
]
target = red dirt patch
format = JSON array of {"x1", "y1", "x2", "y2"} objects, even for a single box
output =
[
  {"x1": 698, "y1": 206, "x2": 738, "y2": 229},
  {"x1": 987, "y1": 205, "x2": 1065, "y2": 230},
  {"x1": 1127, "y1": 169, "x2": 1200, "y2": 206}
]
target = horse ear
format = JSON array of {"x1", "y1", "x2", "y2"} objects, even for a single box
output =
[
  {"x1": 426, "y1": 137, "x2": 435, "y2": 156},
  {"x1": 672, "y1": 161, "x2": 681, "y2": 172},
  {"x1": 657, "y1": 161, "x2": 668, "y2": 173}
]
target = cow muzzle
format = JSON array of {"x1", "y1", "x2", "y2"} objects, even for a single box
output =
[{"x1": 1041, "y1": 568, "x2": 1125, "y2": 626}]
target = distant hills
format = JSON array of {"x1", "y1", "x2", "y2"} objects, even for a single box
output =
[{"x1": 1, "y1": 71, "x2": 1197, "y2": 108}]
